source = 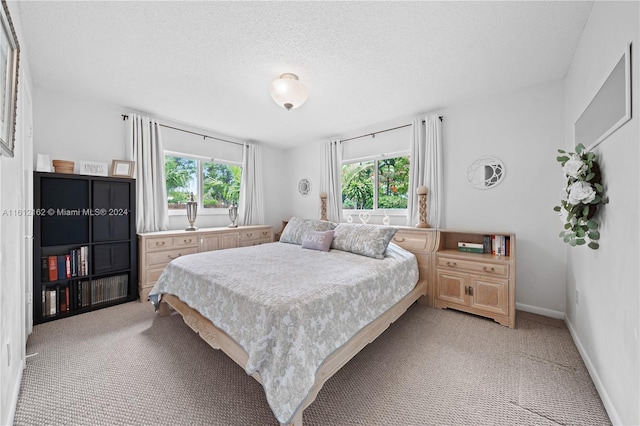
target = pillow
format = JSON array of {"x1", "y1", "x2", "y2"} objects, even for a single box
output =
[
  {"x1": 301, "y1": 230, "x2": 334, "y2": 252},
  {"x1": 279, "y1": 217, "x2": 337, "y2": 245},
  {"x1": 331, "y1": 223, "x2": 398, "y2": 259}
]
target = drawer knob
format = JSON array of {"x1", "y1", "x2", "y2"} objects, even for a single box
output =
[
  {"x1": 183, "y1": 238, "x2": 192, "y2": 243},
  {"x1": 446, "y1": 261, "x2": 457, "y2": 267},
  {"x1": 155, "y1": 241, "x2": 165, "y2": 246},
  {"x1": 483, "y1": 266, "x2": 495, "y2": 273},
  {"x1": 168, "y1": 253, "x2": 182, "y2": 260},
  {"x1": 394, "y1": 237, "x2": 405, "y2": 242}
]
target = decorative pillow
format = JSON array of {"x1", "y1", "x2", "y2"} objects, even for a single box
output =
[
  {"x1": 331, "y1": 223, "x2": 398, "y2": 259},
  {"x1": 301, "y1": 230, "x2": 334, "y2": 252},
  {"x1": 279, "y1": 217, "x2": 338, "y2": 245}
]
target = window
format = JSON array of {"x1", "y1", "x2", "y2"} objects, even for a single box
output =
[
  {"x1": 164, "y1": 152, "x2": 242, "y2": 213},
  {"x1": 341, "y1": 155, "x2": 410, "y2": 210}
]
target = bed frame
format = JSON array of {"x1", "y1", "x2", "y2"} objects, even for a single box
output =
[{"x1": 157, "y1": 227, "x2": 438, "y2": 425}]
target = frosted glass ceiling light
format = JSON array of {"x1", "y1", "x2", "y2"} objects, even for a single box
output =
[{"x1": 269, "y1": 73, "x2": 309, "y2": 111}]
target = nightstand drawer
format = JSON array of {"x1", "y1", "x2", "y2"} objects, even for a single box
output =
[
  {"x1": 146, "y1": 247, "x2": 198, "y2": 268},
  {"x1": 437, "y1": 256, "x2": 509, "y2": 277},
  {"x1": 239, "y1": 237, "x2": 272, "y2": 247},
  {"x1": 146, "y1": 236, "x2": 174, "y2": 252},
  {"x1": 392, "y1": 230, "x2": 436, "y2": 252}
]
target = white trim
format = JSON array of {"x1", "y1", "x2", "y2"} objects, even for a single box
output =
[
  {"x1": 7, "y1": 358, "x2": 24, "y2": 426},
  {"x1": 342, "y1": 150, "x2": 410, "y2": 165},
  {"x1": 565, "y1": 316, "x2": 620, "y2": 425},
  {"x1": 515, "y1": 302, "x2": 564, "y2": 319}
]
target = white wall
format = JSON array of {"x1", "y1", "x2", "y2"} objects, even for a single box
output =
[
  {"x1": 32, "y1": 89, "x2": 289, "y2": 232},
  {"x1": 564, "y1": 2, "x2": 639, "y2": 425},
  {"x1": 441, "y1": 81, "x2": 567, "y2": 316},
  {"x1": 0, "y1": 3, "x2": 34, "y2": 424},
  {"x1": 286, "y1": 81, "x2": 567, "y2": 316}
]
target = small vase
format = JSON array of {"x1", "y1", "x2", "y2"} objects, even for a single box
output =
[
  {"x1": 228, "y1": 204, "x2": 238, "y2": 228},
  {"x1": 185, "y1": 193, "x2": 198, "y2": 231}
]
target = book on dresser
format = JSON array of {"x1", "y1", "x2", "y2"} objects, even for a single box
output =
[{"x1": 33, "y1": 172, "x2": 138, "y2": 324}]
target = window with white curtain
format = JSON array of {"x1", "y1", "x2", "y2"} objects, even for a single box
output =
[
  {"x1": 341, "y1": 154, "x2": 410, "y2": 210},
  {"x1": 164, "y1": 151, "x2": 242, "y2": 215},
  {"x1": 340, "y1": 124, "x2": 412, "y2": 215}
]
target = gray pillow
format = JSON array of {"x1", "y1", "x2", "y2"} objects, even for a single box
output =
[
  {"x1": 331, "y1": 223, "x2": 398, "y2": 259},
  {"x1": 301, "y1": 230, "x2": 334, "y2": 252},
  {"x1": 280, "y1": 217, "x2": 337, "y2": 245}
]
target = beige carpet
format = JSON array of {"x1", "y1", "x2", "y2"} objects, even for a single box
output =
[{"x1": 14, "y1": 301, "x2": 610, "y2": 425}]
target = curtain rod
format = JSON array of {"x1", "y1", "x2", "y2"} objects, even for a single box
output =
[
  {"x1": 340, "y1": 116, "x2": 443, "y2": 143},
  {"x1": 121, "y1": 114, "x2": 246, "y2": 147}
]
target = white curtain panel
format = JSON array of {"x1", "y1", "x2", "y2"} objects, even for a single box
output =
[
  {"x1": 321, "y1": 140, "x2": 343, "y2": 223},
  {"x1": 407, "y1": 114, "x2": 444, "y2": 228},
  {"x1": 126, "y1": 114, "x2": 169, "y2": 233},
  {"x1": 238, "y1": 143, "x2": 265, "y2": 225}
]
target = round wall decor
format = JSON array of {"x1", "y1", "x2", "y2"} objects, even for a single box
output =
[
  {"x1": 298, "y1": 178, "x2": 311, "y2": 196},
  {"x1": 466, "y1": 156, "x2": 505, "y2": 190}
]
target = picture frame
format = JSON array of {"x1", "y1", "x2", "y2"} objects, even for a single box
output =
[
  {"x1": 0, "y1": 0, "x2": 20, "y2": 158},
  {"x1": 110, "y1": 160, "x2": 135, "y2": 178},
  {"x1": 78, "y1": 160, "x2": 108, "y2": 176},
  {"x1": 575, "y1": 42, "x2": 632, "y2": 151}
]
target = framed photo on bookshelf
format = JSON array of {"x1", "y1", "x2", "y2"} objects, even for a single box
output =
[
  {"x1": 0, "y1": 0, "x2": 20, "y2": 158},
  {"x1": 110, "y1": 160, "x2": 135, "y2": 178}
]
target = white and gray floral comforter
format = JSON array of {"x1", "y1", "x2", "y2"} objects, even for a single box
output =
[{"x1": 149, "y1": 241, "x2": 418, "y2": 424}]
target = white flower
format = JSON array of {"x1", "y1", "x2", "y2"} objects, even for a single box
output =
[
  {"x1": 567, "y1": 181, "x2": 596, "y2": 205},
  {"x1": 563, "y1": 155, "x2": 586, "y2": 178},
  {"x1": 560, "y1": 188, "x2": 568, "y2": 202}
]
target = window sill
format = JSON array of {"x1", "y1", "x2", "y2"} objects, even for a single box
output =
[{"x1": 167, "y1": 208, "x2": 231, "y2": 217}]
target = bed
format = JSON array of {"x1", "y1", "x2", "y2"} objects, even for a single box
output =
[{"x1": 149, "y1": 219, "x2": 437, "y2": 425}]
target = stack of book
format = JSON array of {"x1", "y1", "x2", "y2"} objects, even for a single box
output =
[
  {"x1": 457, "y1": 242, "x2": 484, "y2": 253},
  {"x1": 457, "y1": 235, "x2": 511, "y2": 256},
  {"x1": 41, "y1": 246, "x2": 89, "y2": 282}
]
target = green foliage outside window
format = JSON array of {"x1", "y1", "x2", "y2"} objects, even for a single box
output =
[
  {"x1": 341, "y1": 156, "x2": 409, "y2": 210},
  {"x1": 165, "y1": 155, "x2": 241, "y2": 209}
]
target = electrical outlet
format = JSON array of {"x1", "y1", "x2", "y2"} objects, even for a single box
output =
[
  {"x1": 575, "y1": 289, "x2": 580, "y2": 306},
  {"x1": 6, "y1": 342, "x2": 11, "y2": 367}
]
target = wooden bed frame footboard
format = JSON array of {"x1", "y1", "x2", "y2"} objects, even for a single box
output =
[
  {"x1": 159, "y1": 279, "x2": 428, "y2": 426},
  {"x1": 157, "y1": 227, "x2": 438, "y2": 425}
]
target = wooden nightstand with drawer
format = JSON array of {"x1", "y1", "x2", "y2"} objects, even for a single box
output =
[{"x1": 435, "y1": 231, "x2": 516, "y2": 328}]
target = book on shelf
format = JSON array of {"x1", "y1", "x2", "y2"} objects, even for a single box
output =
[
  {"x1": 48, "y1": 256, "x2": 58, "y2": 282},
  {"x1": 41, "y1": 257, "x2": 49, "y2": 282},
  {"x1": 457, "y1": 242, "x2": 484, "y2": 253},
  {"x1": 484, "y1": 234, "x2": 511, "y2": 256},
  {"x1": 45, "y1": 289, "x2": 56, "y2": 316}
]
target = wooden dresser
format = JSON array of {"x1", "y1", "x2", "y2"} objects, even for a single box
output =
[{"x1": 137, "y1": 225, "x2": 273, "y2": 302}]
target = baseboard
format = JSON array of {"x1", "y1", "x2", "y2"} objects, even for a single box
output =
[
  {"x1": 6, "y1": 358, "x2": 23, "y2": 426},
  {"x1": 564, "y1": 316, "x2": 621, "y2": 425},
  {"x1": 515, "y1": 302, "x2": 564, "y2": 319}
]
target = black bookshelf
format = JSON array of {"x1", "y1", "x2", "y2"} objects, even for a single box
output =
[{"x1": 33, "y1": 172, "x2": 138, "y2": 324}]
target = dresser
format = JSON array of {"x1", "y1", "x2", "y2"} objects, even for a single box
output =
[{"x1": 137, "y1": 225, "x2": 273, "y2": 301}]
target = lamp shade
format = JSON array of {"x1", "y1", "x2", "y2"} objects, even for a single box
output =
[{"x1": 269, "y1": 73, "x2": 309, "y2": 110}]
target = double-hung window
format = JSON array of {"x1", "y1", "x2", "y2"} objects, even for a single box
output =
[
  {"x1": 341, "y1": 153, "x2": 410, "y2": 211},
  {"x1": 164, "y1": 151, "x2": 242, "y2": 214}
]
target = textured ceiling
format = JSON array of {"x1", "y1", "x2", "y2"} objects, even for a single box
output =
[{"x1": 17, "y1": 1, "x2": 593, "y2": 148}]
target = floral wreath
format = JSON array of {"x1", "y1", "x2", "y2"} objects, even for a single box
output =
[{"x1": 554, "y1": 143, "x2": 608, "y2": 250}]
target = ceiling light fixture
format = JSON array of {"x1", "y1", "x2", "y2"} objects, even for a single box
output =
[{"x1": 269, "y1": 73, "x2": 309, "y2": 111}]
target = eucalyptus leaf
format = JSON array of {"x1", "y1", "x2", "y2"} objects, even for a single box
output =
[
  {"x1": 557, "y1": 156, "x2": 570, "y2": 163},
  {"x1": 585, "y1": 172, "x2": 595, "y2": 181},
  {"x1": 576, "y1": 239, "x2": 586, "y2": 245},
  {"x1": 587, "y1": 152, "x2": 595, "y2": 161},
  {"x1": 576, "y1": 227, "x2": 585, "y2": 238},
  {"x1": 588, "y1": 242, "x2": 599, "y2": 250},
  {"x1": 569, "y1": 239, "x2": 577, "y2": 246},
  {"x1": 559, "y1": 231, "x2": 565, "y2": 237},
  {"x1": 594, "y1": 183, "x2": 603, "y2": 192},
  {"x1": 588, "y1": 231, "x2": 600, "y2": 240},
  {"x1": 576, "y1": 143, "x2": 585, "y2": 153},
  {"x1": 587, "y1": 220, "x2": 598, "y2": 229},
  {"x1": 564, "y1": 223, "x2": 572, "y2": 230},
  {"x1": 553, "y1": 206, "x2": 561, "y2": 212},
  {"x1": 582, "y1": 205, "x2": 589, "y2": 217},
  {"x1": 557, "y1": 149, "x2": 566, "y2": 153},
  {"x1": 563, "y1": 235, "x2": 571, "y2": 243}
]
